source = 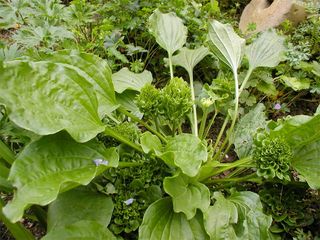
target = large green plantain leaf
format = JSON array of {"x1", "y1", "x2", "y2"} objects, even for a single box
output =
[
  {"x1": 139, "y1": 197, "x2": 209, "y2": 240},
  {"x1": 207, "y1": 20, "x2": 245, "y2": 73},
  {"x1": 245, "y1": 30, "x2": 285, "y2": 71},
  {"x1": 47, "y1": 188, "x2": 114, "y2": 231},
  {"x1": 160, "y1": 134, "x2": 208, "y2": 177},
  {"x1": 2, "y1": 132, "x2": 118, "y2": 222},
  {"x1": 164, "y1": 172, "x2": 210, "y2": 219},
  {"x1": 42, "y1": 221, "x2": 116, "y2": 240},
  {"x1": 0, "y1": 51, "x2": 117, "y2": 142},
  {"x1": 148, "y1": 9, "x2": 187, "y2": 56},
  {"x1": 292, "y1": 140, "x2": 320, "y2": 189},
  {"x1": 204, "y1": 191, "x2": 278, "y2": 240},
  {"x1": 112, "y1": 67, "x2": 153, "y2": 93},
  {"x1": 36, "y1": 50, "x2": 118, "y2": 118},
  {"x1": 43, "y1": 188, "x2": 116, "y2": 239}
]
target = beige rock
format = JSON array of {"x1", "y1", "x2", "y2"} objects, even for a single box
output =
[{"x1": 239, "y1": 0, "x2": 306, "y2": 35}]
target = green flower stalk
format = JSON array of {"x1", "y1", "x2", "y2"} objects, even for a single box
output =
[{"x1": 253, "y1": 135, "x2": 293, "y2": 181}]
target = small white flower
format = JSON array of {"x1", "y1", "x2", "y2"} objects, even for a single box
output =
[
  {"x1": 93, "y1": 159, "x2": 109, "y2": 166},
  {"x1": 124, "y1": 198, "x2": 135, "y2": 205}
]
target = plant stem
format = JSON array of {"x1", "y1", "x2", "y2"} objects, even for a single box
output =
[
  {"x1": 168, "y1": 53, "x2": 174, "y2": 79},
  {"x1": 216, "y1": 70, "x2": 240, "y2": 159},
  {"x1": 238, "y1": 67, "x2": 253, "y2": 96},
  {"x1": 0, "y1": 140, "x2": 15, "y2": 165},
  {"x1": 199, "y1": 108, "x2": 208, "y2": 139},
  {"x1": 0, "y1": 198, "x2": 35, "y2": 240},
  {"x1": 118, "y1": 162, "x2": 144, "y2": 167},
  {"x1": 104, "y1": 127, "x2": 143, "y2": 153},
  {"x1": 188, "y1": 70, "x2": 198, "y2": 137},
  {"x1": 203, "y1": 111, "x2": 218, "y2": 139},
  {"x1": 200, "y1": 156, "x2": 253, "y2": 182},
  {"x1": 119, "y1": 107, "x2": 167, "y2": 143},
  {"x1": 212, "y1": 114, "x2": 230, "y2": 158},
  {"x1": 205, "y1": 173, "x2": 260, "y2": 184}
]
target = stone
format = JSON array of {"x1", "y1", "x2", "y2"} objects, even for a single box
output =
[{"x1": 239, "y1": 0, "x2": 307, "y2": 35}]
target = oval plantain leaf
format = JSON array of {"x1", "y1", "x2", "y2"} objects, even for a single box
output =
[
  {"x1": 160, "y1": 134, "x2": 208, "y2": 177},
  {"x1": 292, "y1": 140, "x2": 320, "y2": 189},
  {"x1": 36, "y1": 50, "x2": 118, "y2": 118},
  {"x1": 163, "y1": 172, "x2": 210, "y2": 219},
  {"x1": 204, "y1": 191, "x2": 278, "y2": 240},
  {"x1": 112, "y1": 67, "x2": 153, "y2": 93},
  {"x1": 245, "y1": 30, "x2": 286, "y2": 71},
  {"x1": 139, "y1": 197, "x2": 209, "y2": 240},
  {"x1": 2, "y1": 132, "x2": 118, "y2": 222},
  {"x1": 207, "y1": 20, "x2": 245, "y2": 73},
  {"x1": 148, "y1": 9, "x2": 187, "y2": 55},
  {"x1": 0, "y1": 51, "x2": 117, "y2": 142},
  {"x1": 171, "y1": 46, "x2": 210, "y2": 74},
  {"x1": 42, "y1": 221, "x2": 116, "y2": 240},
  {"x1": 47, "y1": 188, "x2": 114, "y2": 232}
]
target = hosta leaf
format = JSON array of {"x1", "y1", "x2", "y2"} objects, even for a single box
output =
[
  {"x1": 2, "y1": 133, "x2": 118, "y2": 222},
  {"x1": 171, "y1": 46, "x2": 210, "y2": 74},
  {"x1": 43, "y1": 221, "x2": 116, "y2": 240},
  {"x1": 0, "y1": 51, "x2": 117, "y2": 142},
  {"x1": 164, "y1": 172, "x2": 210, "y2": 219},
  {"x1": 245, "y1": 30, "x2": 285, "y2": 70},
  {"x1": 161, "y1": 134, "x2": 207, "y2": 177},
  {"x1": 37, "y1": 50, "x2": 118, "y2": 117},
  {"x1": 207, "y1": 20, "x2": 245, "y2": 72},
  {"x1": 112, "y1": 67, "x2": 153, "y2": 93},
  {"x1": 139, "y1": 197, "x2": 209, "y2": 240},
  {"x1": 116, "y1": 90, "x2": 143, "y2": 118},
  {"x1": 232, "y1": 103, "x2": 267, "y2": 158},
  {"x1": 47, "y1": 188, "x2": 114, "y2": 231},
  {"x1": 148, "y1": 9, "x2": 187, "y2": 55},
  {"x1": 292, "y1": 140, "x2": 320, "y2": 189}
]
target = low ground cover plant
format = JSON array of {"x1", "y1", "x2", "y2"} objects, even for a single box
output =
[{"x1": 0, "y1": 1, "x2": 320, "y2": 239}]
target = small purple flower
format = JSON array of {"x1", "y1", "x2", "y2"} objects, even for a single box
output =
[
  {"x1": 124, "y1": 198, "x2": 135, "y2": 205},
  {"x1": 93, "y1": 159, "x2": 109, "y2": 166},
  {"x1": 274, "y1": 103, "x2": 281, "y2": 110}
]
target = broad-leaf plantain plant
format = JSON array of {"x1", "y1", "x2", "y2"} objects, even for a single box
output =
[{"x1": 0, "y1": 9, "x2": 319, "y2": 240}]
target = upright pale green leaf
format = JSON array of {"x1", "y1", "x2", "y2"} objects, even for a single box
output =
[
  {"x1": 245, "y1": 30, "x2": 286, "y2": 70},
  {"x1": 171, "y1": 47, "x2": 210, "y2": 74},
  {"x1": 204, "y1": 191, "x2": 278, "y2": 240},
  {"x1": 47, "y1": 188, "x2": 114, "y2": 231},
  {"x1": 207, "y1": 20, "x2": 245, "y2": 72},
  {"x1": 292, "y1": 140, "x2": 320, "y2": 189},
  {"x1": 0, "y1": 51, "x2": 117, "y2": 142},
  {"x1": 148, "y1": 9, "x2": 187, "y2": 55},
  {"x1": 38, "y1": 50, "x2": 118, "y2": 117},
  {"x1": 2, "y1": 133, "x2": 118, "y2": 222},
  {"x1": 139, "y1": 198, "x2": 209, "y2": 240},
  {"x1": 164, "y1": 172, "x2": 210, "y2": 219},
  {"x1": 112, "y1": 67, "x2": 153, "y2": 93},
  {"x1": 232, "y1": 103, "x2": 267, "y2": 158},
  {"x1": 140, "y1": 132, "x2": 162, "y2": 154},
  {"x1": 161, "y1": 134, "x2": 208, "y2": 177},
  {"x1": 116, "y1": 91, "x2": 143, "y2": 118},
  {"x1": 43, "y1": 221, "x2": 116, "y2": 240}
]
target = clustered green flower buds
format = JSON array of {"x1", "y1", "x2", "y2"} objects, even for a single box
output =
[
  {"x1": 136, "y1": 77, "x2": 192, "y2": 127},
  {"x1": 112, "y1": 122, "x2": 140, "y2": 143},
  {"x1": 253, "y1": 135, "x2": 293, "y2": 181}
]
